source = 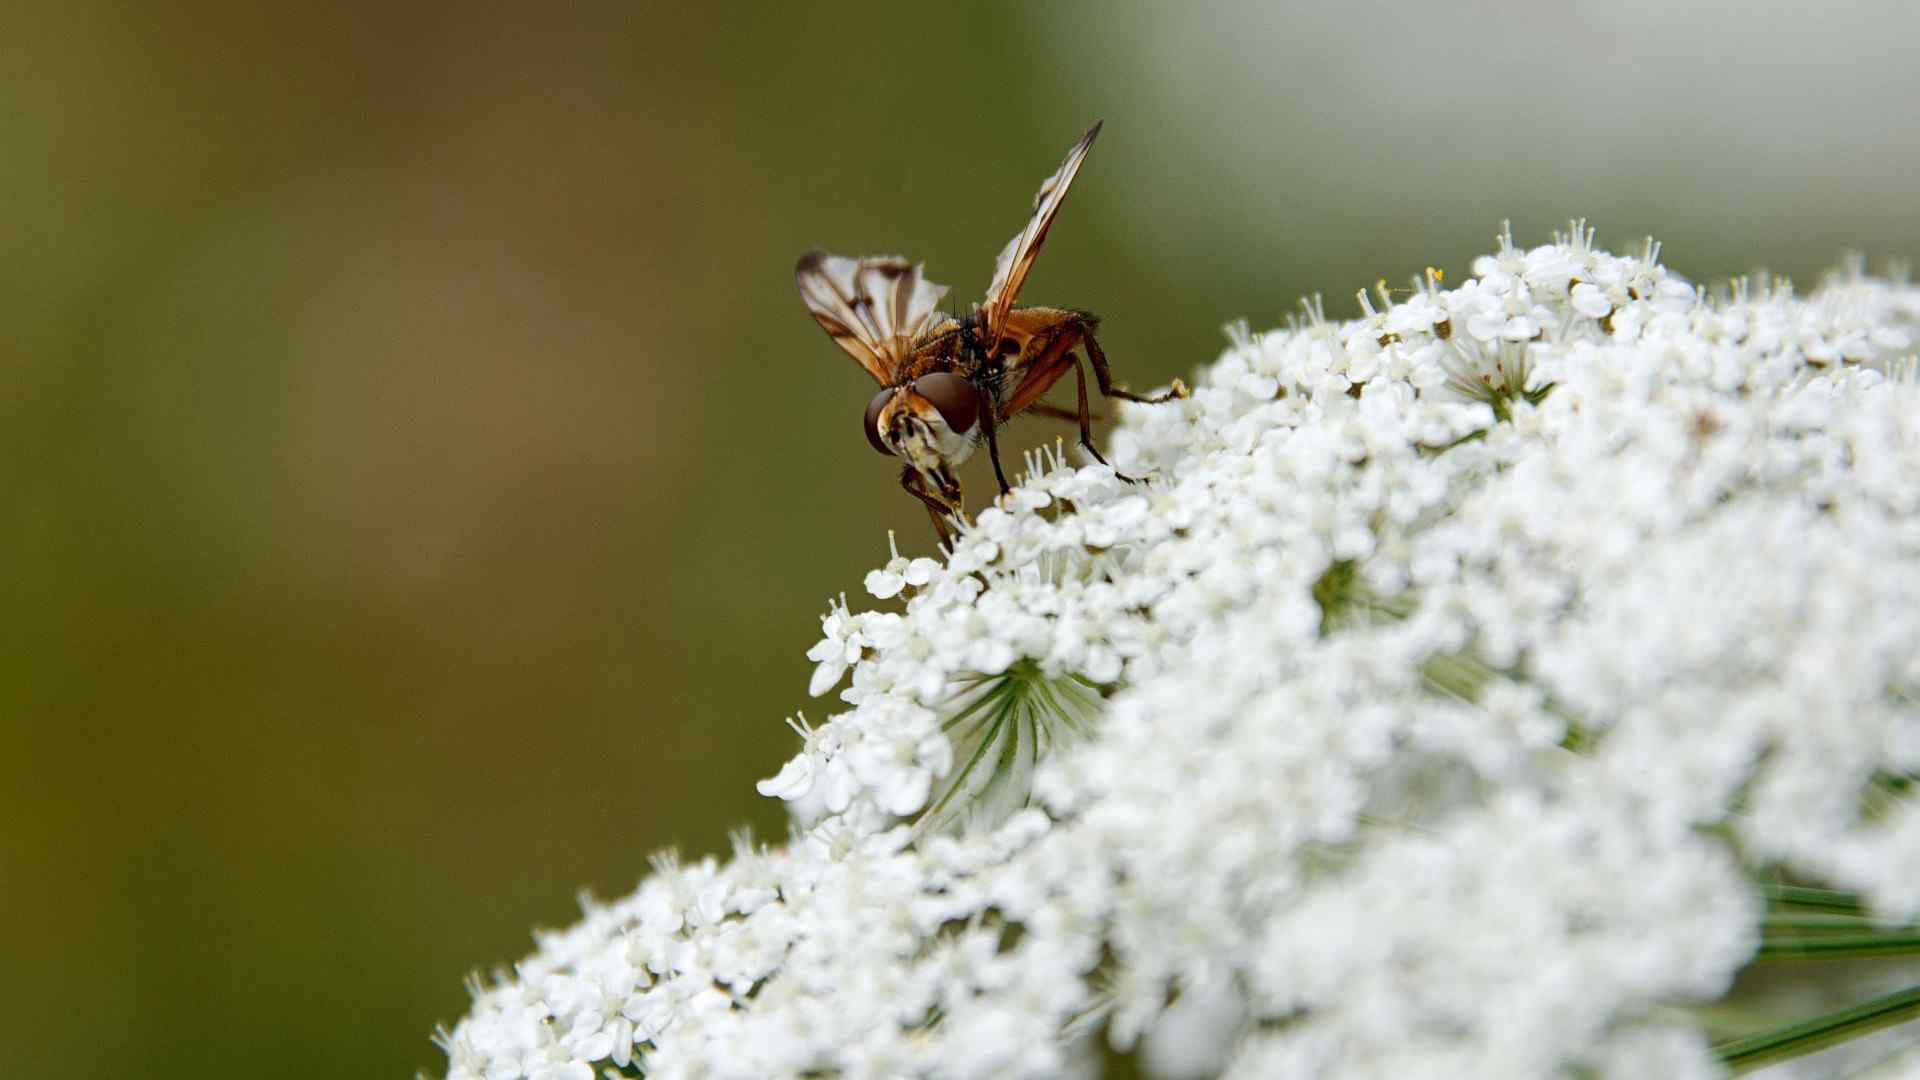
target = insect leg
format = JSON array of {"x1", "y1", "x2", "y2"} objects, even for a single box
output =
[
  {"x1": 998, "y1": 329, "x2": 1078, "y2": 418},
  {"x1": 1066, "y1": 353, "x2": 1149, "y2": 483},
  {"x1": 1069, "y1": 355, "x2": 1110, "y2": 467},
  {"x1": 978, "y1": 390, "x2": 1013, "y2": 497},
  {"x1": 1080, "y1": 320, "x2": 1189, "y2": 404},
  {"x1": 901, "y1": 466, "x2": 961, "y2": 547},
  {"x1": 1025, "y1": 402, "x2": 1106, "y2": 423}
]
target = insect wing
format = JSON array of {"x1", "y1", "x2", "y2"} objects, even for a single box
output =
[
  {"x1": 978, "y1": 121, "x2": 1102, "y2": 347},
  {"x1": 795, "y1": 252, "x2": 950, "y2": 385}
]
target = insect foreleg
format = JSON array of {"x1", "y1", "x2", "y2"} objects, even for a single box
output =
[
  {"x1": 978, "y1": 390, "x2": 1013, "y2": 497},
  {"x1": 900, "y1": 466, "x2": 963, "y2": 547}
]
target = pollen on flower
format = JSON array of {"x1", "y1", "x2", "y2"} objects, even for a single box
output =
[{"x1": 440, "y1": 227, "x2": 1920, "y2": 1080}]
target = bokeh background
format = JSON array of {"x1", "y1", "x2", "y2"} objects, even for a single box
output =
[{"x1": 6, "y1": 2, "x2": 1917, "y2": 1076}]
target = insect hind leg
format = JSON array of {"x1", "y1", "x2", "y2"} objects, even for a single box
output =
[
  {"x1": 1025, "y1": 402, "x2": 1106, "y2": 424},
  {"x1": 1067, "y1": 355, "x2": 1109, "y2": 468},
  {"x1": 1078, "y1": 319, "x2": 1189, "y2": 404},
  {"x1": 1068, "y1": 353, "x2": 1158, "y2": 483},
  {"x1": 1068, "y1": 317, "x2": 1184, "y2": 483}
]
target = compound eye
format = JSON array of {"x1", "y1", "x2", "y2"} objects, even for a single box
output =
[
  {"x1": 864, "y1": 388, "x2": 896, "y2": 456},
  {"x1": 912, "y1": 372, "x2": 980, "y2": 434}
]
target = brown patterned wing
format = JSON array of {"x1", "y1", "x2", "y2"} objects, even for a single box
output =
[
  {"x1": 795, "y1": 252, "x2": 951, "y2": 385},
  {"x1": 978, "y1": 121, "x2": 1102, "y2": 349}
]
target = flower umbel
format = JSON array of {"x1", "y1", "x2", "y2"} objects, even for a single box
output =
[{"x1": 441, "y1": 226, "x2": 1920, "y2": 1079}]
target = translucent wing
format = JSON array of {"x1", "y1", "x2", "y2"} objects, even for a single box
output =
[
  {"x1": 795, "y1": 252, "x2": 951, "y2": 385},
  {"x1": 979, "y1": 121, "x2": 1102, "y2": 347}
]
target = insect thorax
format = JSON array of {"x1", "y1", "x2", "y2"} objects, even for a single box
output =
[{"x1": 901, "y1": 314, "x2": 999, "y2": 391}]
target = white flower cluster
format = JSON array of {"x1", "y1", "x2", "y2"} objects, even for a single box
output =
[{"x1": 439, "y1": 226, "x2": 1920, "y2": 1079}]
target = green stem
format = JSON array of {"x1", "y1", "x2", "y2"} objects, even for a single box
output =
[
  {"x1": 1763, "y1": 913, "x2": 1914, "y2": 933},
  {"x1": 1712, "y1": 984, "x2": 1920, "y2": 1075},
  {"x1": 1420, "y1": 427, "x2": 1487, "y2": 455},
  {"x1": 1755, "y1": 931, "x2": 1920, "y2": 960},
  {"x1": 940, "y1": 676, "x2": 1014, "y2": 732},
  {"x1": 922, "y1": 691, "x2": 1014, "y2": 825},
  {"x1": 1761, "y1": 884, "x2": 1866, "y2": 913}
]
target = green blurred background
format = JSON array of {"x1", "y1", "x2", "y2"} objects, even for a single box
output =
[{"x1": 5, "y1": 2, "x2": 1916, "y2": 1076}]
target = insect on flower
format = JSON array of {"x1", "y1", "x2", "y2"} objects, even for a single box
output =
[{"x1": 795, "y1": 121, "x2": 1188, "y2": 545}]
